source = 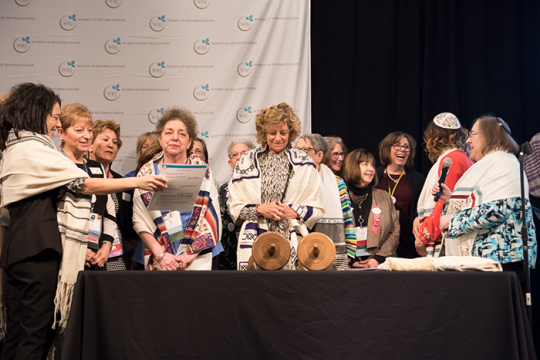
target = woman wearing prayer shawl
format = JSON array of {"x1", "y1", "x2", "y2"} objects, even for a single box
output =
[
  {"x1": 58, "y1": 104, "x2": 120, "y2": 271},
  {"x1": 342, "y1": 149, "x2": 400, "y2": 268},
  {"x1": 437, "y1": 116, "x2": 537, "y2": 279},
  {"x1": 132, "y1": 107, "x2": 221, "y2": 271},
  {"x1": 414, "y1": 113, "x2": 473, "y2": 257},
  {"x1": 296, "y1": 134, "x2": 355, "y2": 270},
  {"x1": 228, "y1": 103, "x2": 324, "y2": 271},
  {"x1": 217, "y1": 138, "x2": 255, "y2": 270},
  {"x1": 0, "y1": 83, "x2": 167, "y2": 360}
]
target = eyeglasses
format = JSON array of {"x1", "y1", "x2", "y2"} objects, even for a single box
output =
[
  {"x1": 392, "y1": 144, "x2": 411, "y2": 152},
  {"x1": 299, "y1": 147, "x2": 315, "y2": 154},
  {"x1": 332, "y1": 152, "x2": 345, "y2": 159},
  {"x1": 468, "y1": 131, "x2": 482, "y2": 139}
]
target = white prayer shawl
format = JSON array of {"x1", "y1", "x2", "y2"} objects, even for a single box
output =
[
  {"x1": 417, "y1": 148, "x2": 456, "y2": 220},
  {"x1": 379, "y1": 256, "x2": 502, "y2": 272},
  {"x1": 132, "y1": 152, "x2": 221, "y2": 270},
  {"x1": 228, "y1": 147, "x2": 324, "y2": 270},
  {"x1": 444, "y1": 151, "x2": 526, "y2": 256},
  {"x1": 313, "y1": 164, "x2": 345, "y2": 246},
  {"x1": 0, "y1": 130, "x2": 90, "y2": 331}
]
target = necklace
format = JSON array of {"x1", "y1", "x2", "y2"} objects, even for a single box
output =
[
  {"x1": 386, "y1": 168, "x2": 403, "y2": 183},
  {"x1": 350, "y1": 191, "x2": 369, "y2": 227},
  {"x1": 350, "y1": 191, "x2": 368, "y2": 206},
  {"x1": 386, "y1": 167, "x2": 404, "y2": 204}
]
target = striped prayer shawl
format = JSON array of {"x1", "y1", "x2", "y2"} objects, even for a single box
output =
[
  {"x1": 136, "y1": 152, "x2": 220, "y2": 270},
  {"x1": 0, "y1": 130, "x2": 90, "y2": 332}
]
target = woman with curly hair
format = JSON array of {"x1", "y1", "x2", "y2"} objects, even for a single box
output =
[
  {"x1": 132, "y1": 106, "x2": 221, "y2": 271},
  {"x1": 228, "y1": 103, "x2": 324, "y2": 270},
  {"x1": 415, "y1": 112, "x2": 473, "y2": 257}
]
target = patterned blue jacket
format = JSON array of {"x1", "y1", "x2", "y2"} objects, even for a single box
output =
[{"x1": 447, "y1": 196, "x2": 537, "y2": 267}]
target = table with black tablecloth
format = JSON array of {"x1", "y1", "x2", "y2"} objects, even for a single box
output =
[{"x1": 60, "y1": 271, "x2": 536, "y2": 360}]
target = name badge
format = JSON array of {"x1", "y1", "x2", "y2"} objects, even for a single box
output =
[
  {"x1": 108, "y1": 231, "x2": 123, "y2": 258},
  {"x1": 371, "y1": 206, "x2": 381, "y2": 235},
  {"x1": 122, "y1": 192, "x2": 131, "y2": 202},
  {"x1": 90, "y1": 167, "x2": 103, "y2": 175},
  {"x1": 88, "y1": 213, "x2": 101, "y2": 249}
]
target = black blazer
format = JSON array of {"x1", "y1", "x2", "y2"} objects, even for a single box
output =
[{"x1": 111, "y1": 170, "x2": 137, "y2": 242}]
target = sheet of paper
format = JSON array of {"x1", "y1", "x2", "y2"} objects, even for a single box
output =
[{"x1": 148, "y1": 164, "x2": 207, "y2": 211}]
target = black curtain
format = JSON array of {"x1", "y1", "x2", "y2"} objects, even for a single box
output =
[{"x1": 311, "y1": 0, "x2": 540, "y2": 175}]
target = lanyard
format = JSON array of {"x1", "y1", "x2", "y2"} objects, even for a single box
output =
[
  {"x1": 61, "y1": 149, "x2": 88, "y2": 173},
  {"x1": 387, "y1": 170, "x2": 404, "y2": 198}
]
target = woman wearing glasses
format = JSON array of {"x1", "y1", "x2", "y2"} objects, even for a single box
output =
[
  {"x1": 437, "y1": 117, "x2": 536, "y2": 282},
  {"x1": 376, "y1": 132, "x2": 425, "y2": 258},
  {"x1": 415, "y1": 113, "x2": 472, "y2": 257},
  {"x1": 322, "y1": 136, "x2": 348, "y2": 177}
]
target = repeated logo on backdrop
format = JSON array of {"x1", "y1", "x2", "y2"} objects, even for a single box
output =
[
  {"x1": 237, "y1": 60, "x2": 252, "y2": 77},
  {"x1": 58, "y1": 61, "x2": 76, "y2": 77},
  {"x1": 236, "y1": 106, "x2": 252, "y2": 123},
  {"x1": 60, "y1": 14, "x2": 77, "y2": 31},
  {"x1": 13, "y1": 37, "x2": 30, "y2": 53},
  {"x1": 1, "y1": 0, "x2": 310, "y2": 185},
  {"x1": 105, "y1": 0, "x2": 122, "y2": 8},
  {"x1": 148, "y1": 108, "x2": 164, "y2": 124},
  {"x1": 150, "y1": 15, "x2": 166, "y2": 32},
  {"x1": 105, "y1": 38, "x2": 121, "y2": 54},
  {"x1": 194, "y1": 0, "x2": 210, "y2": 9},
  {"x1": 193, "y1": 84, "x2": 210, "y2": 101},
  {"x1": 104, "y1": 84, "x2": 120, "y2": 101},
  {"x1": 193, "y1": 38, "x2": 210, "y2": 55},
  {"x1": 149, "y1": 61, "x2": 166, "y2": 78},
  {"x1": 238, "y1": 15, "x2": 253, "y2": 31}
]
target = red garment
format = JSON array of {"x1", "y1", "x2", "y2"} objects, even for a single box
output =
[{"x1": 419, "y1": 150, "x2": 473, "y2": 244}]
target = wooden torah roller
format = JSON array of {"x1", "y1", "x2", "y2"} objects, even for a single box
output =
[
  {"x1": 252, "y1": 232, "x2": 291, "y2": 270},
  {"x1": 297, "y1": 232, "x2": 336, "y2": 271}
]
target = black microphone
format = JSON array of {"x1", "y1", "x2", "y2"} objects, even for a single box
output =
[
  {"x1": 522, "y1": 141, "x2": 533, "y2": 156},
  {"x1": 434, "y1": 157, "x2": 453, "y2": 202}
]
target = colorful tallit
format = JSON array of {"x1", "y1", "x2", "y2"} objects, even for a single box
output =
[
  {"x1": 445, "y1": 151, "x2": 537, "y2": 267},
  {"x1": 132, "y1": 152, "x2": 220, "y2": 270},
  {"x1": 0, "y1": 130, "x2": 90, "y2": 331},
  {"x1": 311, "y1": 164, "x2": 353, "y2": 270},
  {"x1": 228, "y1": 147, "x2": 324, "y2": 271}
]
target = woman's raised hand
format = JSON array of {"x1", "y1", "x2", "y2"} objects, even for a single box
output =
[{"x1": 136, "y1": 175, "x2": 168, "y2": 191}]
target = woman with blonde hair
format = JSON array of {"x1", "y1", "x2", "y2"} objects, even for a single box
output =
[
  {"x1": 228, "y1": 103, "x2": 324, "y2": 270},
  {"x1": 415, "y1": 112, "x2": 473, "y2": 257}
]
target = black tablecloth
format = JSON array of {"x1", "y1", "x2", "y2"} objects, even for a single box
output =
[{"x1": 61, "y1": 271, "x2": 536, "y2": 360}]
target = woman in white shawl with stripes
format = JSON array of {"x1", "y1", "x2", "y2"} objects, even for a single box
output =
[
  {"x1": 228, "y1": 103, "x2": 324, "y2": 270},
  {"x1": 0, "y1": 83, "x2": 167, "y2": 360}
]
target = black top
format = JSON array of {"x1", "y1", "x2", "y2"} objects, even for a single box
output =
[
  {"x1": 78, "y1": 159, "x2": 114, "y2": 248},
  {"x1": 1, "y1": 187, "x2": 63, "y2": 268},
  {"x1": 111, "y1": 169, "x2": 137, "y2": 242}
]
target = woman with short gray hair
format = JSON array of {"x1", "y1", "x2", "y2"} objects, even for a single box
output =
[
  {"x1": 218, "y1": 138, "x2": 255, "y2": 269},
  {"x1": 296, "y1": 134, "x2": 355, "y2": 270}
]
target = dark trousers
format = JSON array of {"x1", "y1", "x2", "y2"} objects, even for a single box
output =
[{"x1": 1, "y1": 250, "x2": 60, "y2": 360}]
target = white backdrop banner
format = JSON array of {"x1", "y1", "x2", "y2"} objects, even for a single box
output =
[{"x1": 0, "y1": 0, "x2": 311, "y2": 184}]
